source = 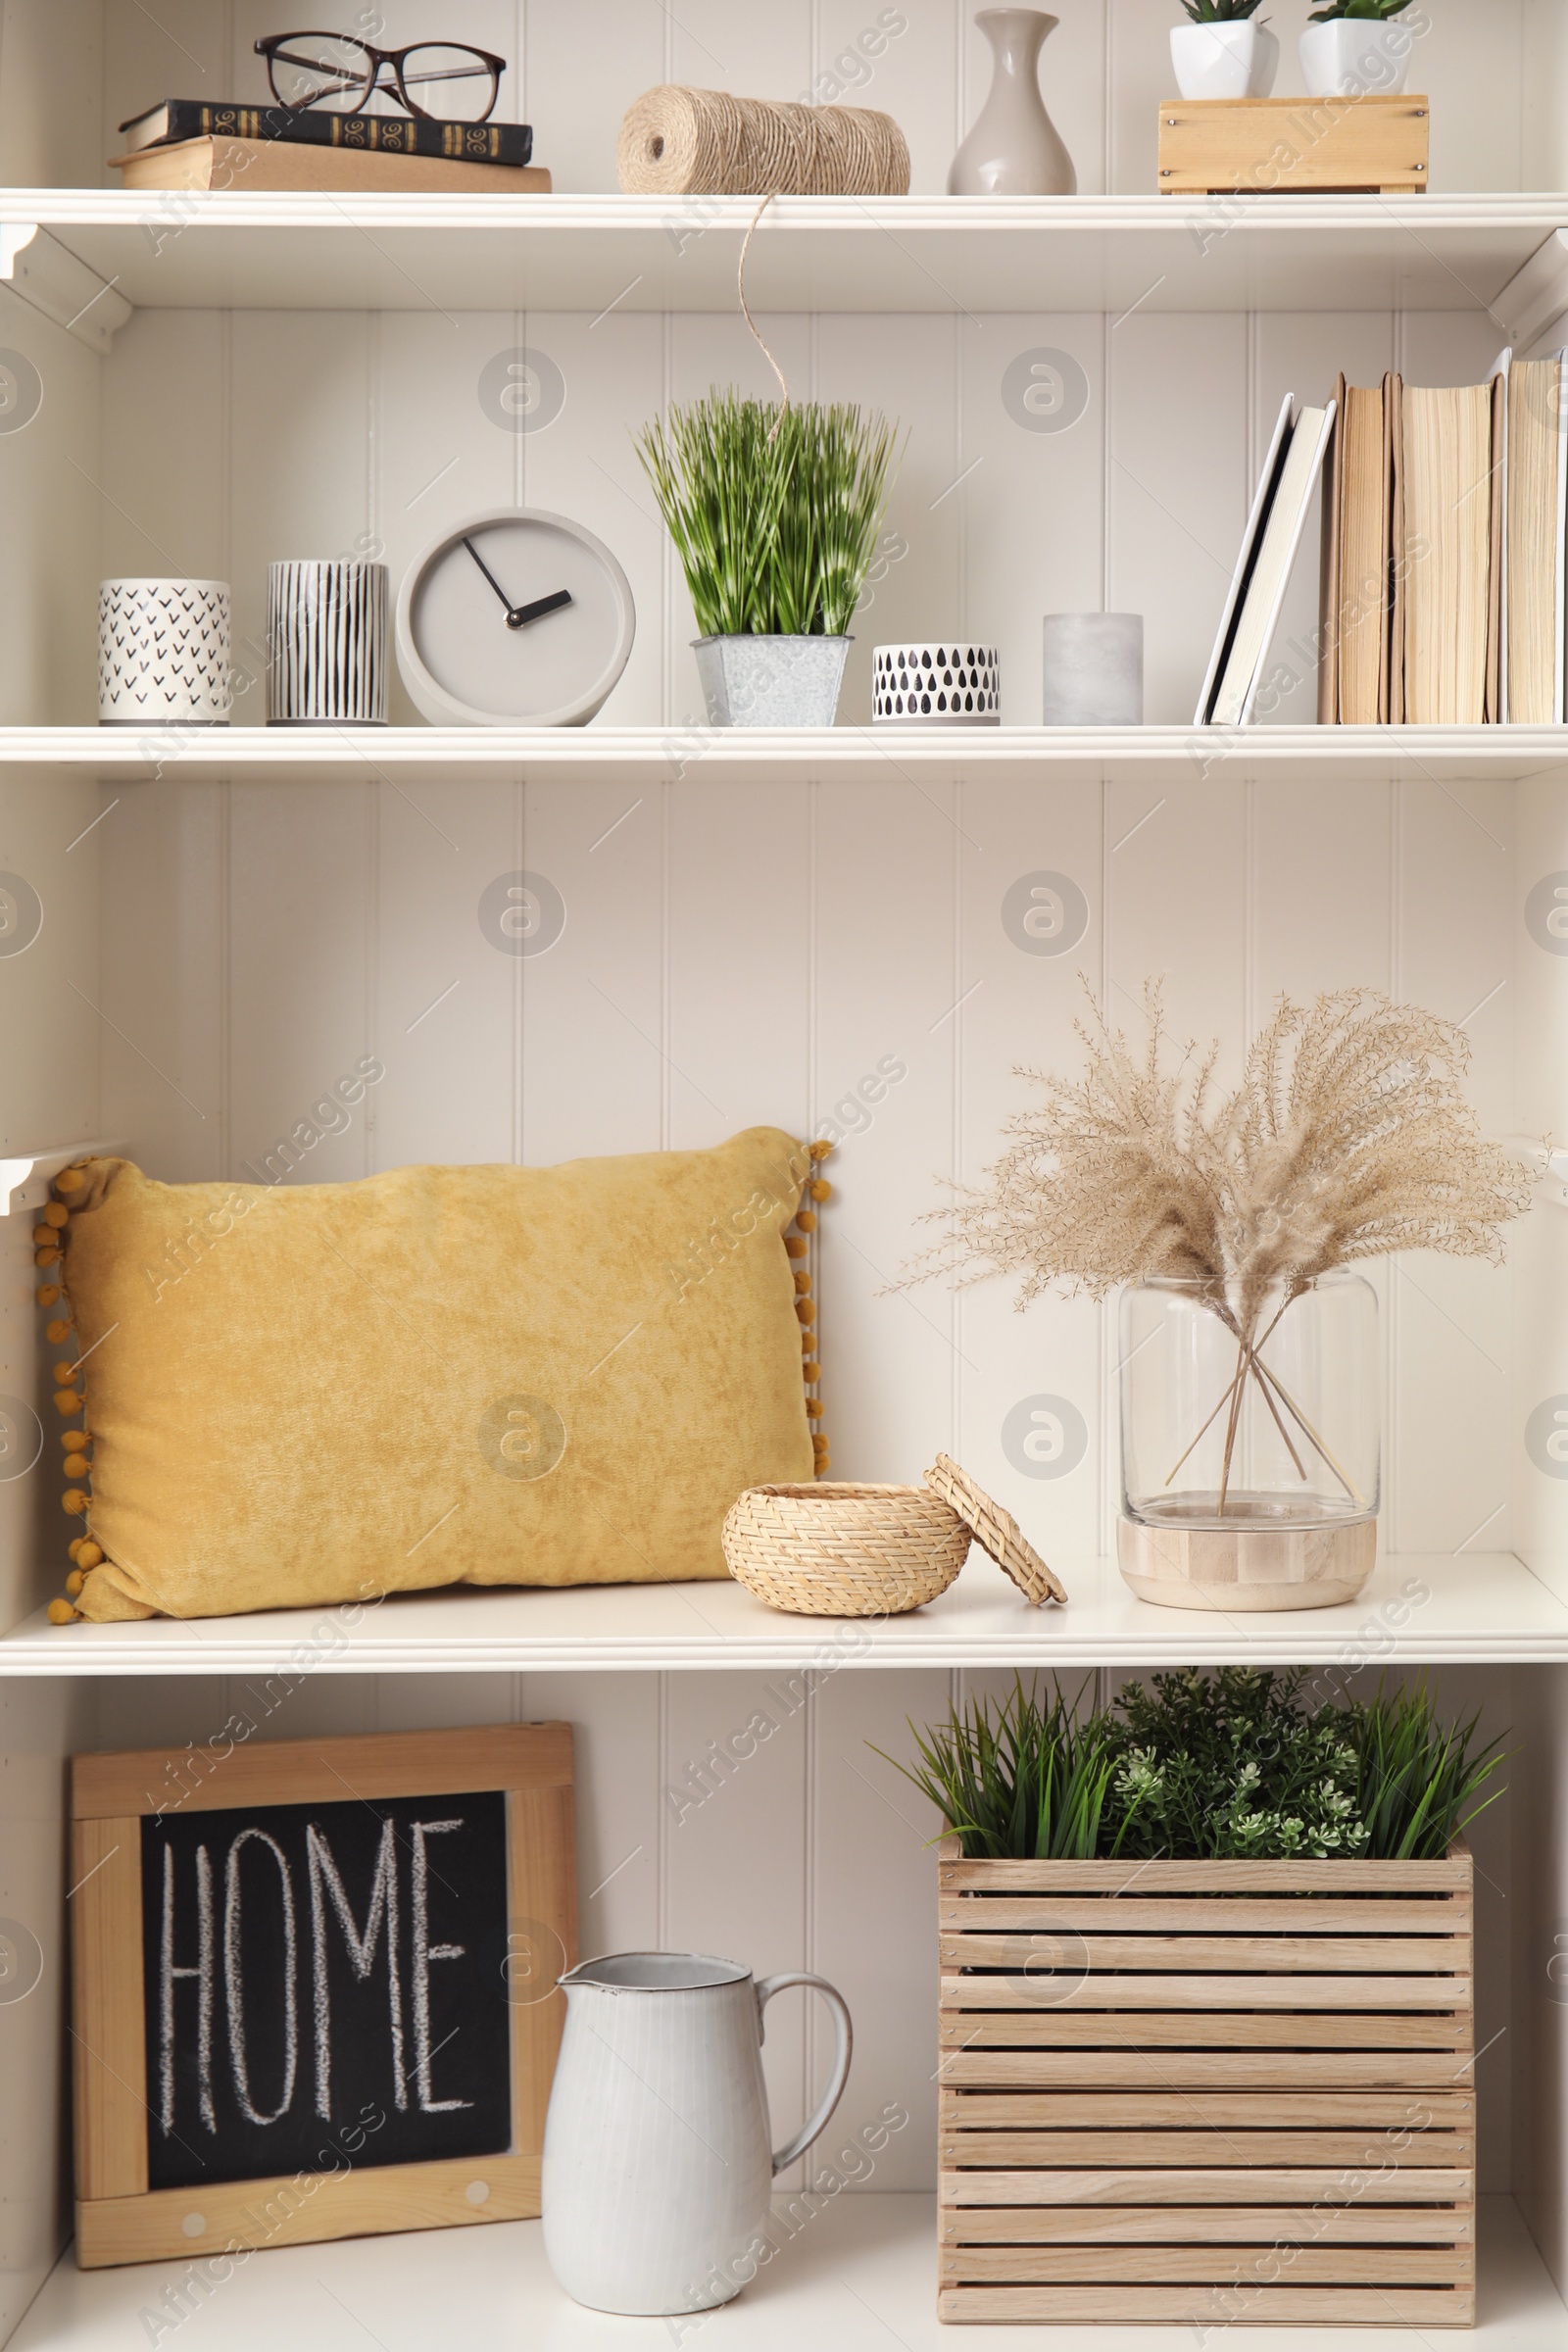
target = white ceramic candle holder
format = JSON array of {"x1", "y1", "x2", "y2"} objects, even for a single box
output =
[
  {"x1": 268, "y1": 560, "x2": 389, "y2": 725},
  {"x1": 98, "y1": 579, "x2": 231, "y2": 725},
  {"x1": 872, "y1": 642, "x2": 1000, "y2": 723},
  {"x1": 1042, "y1": 612, "x2": 1143, "y2": 726}
]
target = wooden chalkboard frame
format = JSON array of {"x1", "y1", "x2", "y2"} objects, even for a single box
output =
[{"x1": 70, "y1": 1722, "x2": 576, "y2": 2269}]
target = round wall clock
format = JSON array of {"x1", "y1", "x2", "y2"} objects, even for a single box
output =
[{"x1": 395, "y1": 508, "x2": 635, "y2": 727}]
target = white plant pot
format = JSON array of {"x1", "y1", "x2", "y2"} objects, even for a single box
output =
[
  {"x1": 692, "y1": 635, "x2": 850, "y2": 728},
  {"x1": 98, "y1": 579, "x2": 231, "y2": 725},
  {"x1": 1299, "y1": 19, "x2": 1413, "y2": 99},
  {"x1": 1169, "y1": 22, "x2": 1279, "y2": 103}
]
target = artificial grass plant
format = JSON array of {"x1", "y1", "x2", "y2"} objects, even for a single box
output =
[
  {"x1": 887, "y1": 1667, "x2": 1504, "y2": 1863},
  {"x1": 635, "y1": 390, "x2": 902, "y2": 638}
]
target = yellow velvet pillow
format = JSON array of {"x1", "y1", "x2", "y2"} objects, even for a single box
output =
[{"x1": 58, "y1": 1131, "x2": 817, "y2": 1622}]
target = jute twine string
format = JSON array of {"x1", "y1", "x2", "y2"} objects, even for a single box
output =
[
  {"x1": 616, "y1": 85, "x2": 910, "y2": 198},
  {"x1": 620, "y1": 89, "x2": 910, "y2": 434},
  {"x1": 738, "y1": 192, "x2": 789, "y2": 424}
]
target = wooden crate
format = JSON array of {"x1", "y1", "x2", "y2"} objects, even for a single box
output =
[
  {"x1": 1157, "y1": 94, "x2": 1429, "y2": 196},
  {"x1": 937, "y1": 1836, "x2": 1475, "y2": 2328}
]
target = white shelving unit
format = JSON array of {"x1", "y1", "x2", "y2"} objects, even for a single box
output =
[{"x1": 8, "y1": 5, "x2": 1568, "y2": 2348}]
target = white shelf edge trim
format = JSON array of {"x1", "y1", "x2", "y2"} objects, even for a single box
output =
[
  {"x1": 0, "y1": 223, "x2": 132, "y2": 351},
  {"x1": 5, "y1": 1554, "x2": 1565, "y2": 1674},
  {"x1": 12, "y1": 191, "x2": 1568, "y2": 230},
  {"x1": 5, "y1": 724, "x2": 1568, "y2": 775}
]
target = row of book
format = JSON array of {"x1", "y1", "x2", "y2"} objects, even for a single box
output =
[
  {"x1": 1198, "y1": 349, "x2": 1568, "y2": 728},
  {"x1": 112, "y1": 100, "x2": 547, "y2": 193}
]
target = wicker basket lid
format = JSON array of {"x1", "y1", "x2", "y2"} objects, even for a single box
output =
[{"x1": 922, "y1": 1453, "x2": 1066, "y2": 1605}]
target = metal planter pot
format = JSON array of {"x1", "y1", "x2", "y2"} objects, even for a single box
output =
[{"x1": 692, "y1": 635, "x2": 851, "y2": 728}]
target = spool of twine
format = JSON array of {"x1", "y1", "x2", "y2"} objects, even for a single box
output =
[{"x1": 617, "y1": 85, "x2": 910, "y2": 197}]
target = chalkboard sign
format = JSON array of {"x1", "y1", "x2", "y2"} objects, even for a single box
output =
[
  {"x1": 142, "y1": 1789, "x2": 513, "y2": 2188},
  {"x1": 71, "y1": 1724, "x2": 576, "y2": 2270}
]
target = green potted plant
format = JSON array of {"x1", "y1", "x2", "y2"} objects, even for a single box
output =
[
  {"x1": 635, "y1": 391, "x2": 902, "y2": 729},
  {"x1": 1301, "y1": 0, "x2": 1418, "y2": 98},
  {"x1": 1170, "y1": 1, "x2": 1278, "y2": 103},
  {"x1": 894, "y1": 1668, "x2": 1500, "y2": 2328}
]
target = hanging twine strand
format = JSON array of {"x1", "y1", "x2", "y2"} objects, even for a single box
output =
[
  {"x1": 617, "y1": 86, "x2": 910, "y2": 197},
  {"x1": 738, "y1": 193, "x2": 790, "y2": 425}
]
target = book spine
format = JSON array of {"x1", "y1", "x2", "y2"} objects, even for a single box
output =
[{"x1": 157, "y1": 104, "x2": 531, "y2": 166}]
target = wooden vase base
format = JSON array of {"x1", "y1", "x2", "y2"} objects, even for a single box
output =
[{"x1": 1118, "y1": 1513, "x2": 1377, "y2": 1612}]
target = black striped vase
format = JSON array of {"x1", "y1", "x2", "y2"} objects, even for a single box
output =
[{"x1": 267, "y1": 561, "x2": 389, "y2": 725}]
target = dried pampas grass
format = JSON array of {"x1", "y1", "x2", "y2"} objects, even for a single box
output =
[
  {"x1": 903, "y1": 982, "x2": 1532, "y2": 1331},
  {"x1": 901, "y1": 984, "x2": 1532, "y2": 1511}
]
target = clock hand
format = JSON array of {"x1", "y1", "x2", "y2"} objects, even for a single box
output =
[
  {"x1": 461, "y1": 534, "x2": 515, "y2": 618},
  {"x1": 461, "y1": 540, "x2": 574, "y2": 633},
  {"x1": 506, "y1": 589, "x2": 573, "y2": 631}
]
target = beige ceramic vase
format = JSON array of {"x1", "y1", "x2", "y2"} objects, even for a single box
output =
[{"x1": 949, "y1": 9, "x2": 1076, "y2": 196}]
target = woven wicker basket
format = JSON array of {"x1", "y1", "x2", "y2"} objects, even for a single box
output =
[{"x1": 722, "y1": 1482, "x2": 969, "y2": 1616}]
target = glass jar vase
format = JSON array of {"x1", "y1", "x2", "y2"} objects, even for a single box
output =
[{"x1": 1118, "y1": 1271, "x2": 1379, "y2": 1612}]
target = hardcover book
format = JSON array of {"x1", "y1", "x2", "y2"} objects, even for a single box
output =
[
  {"x1": 1197, "y1": 394, "x2": 1336, "y2": 729},
  {"x1": 117, "y1": 98, "x2": 532, "y2": 167},
  {"x1": 111, "y1": 136, "x2": 551, "y2": 195},
  {"x1": 1401, "y1": 360, "x2": 1507, "y2": 725},
  {"x1": 1505, "y1": 353, "x2": 1568, "y2": 724}
]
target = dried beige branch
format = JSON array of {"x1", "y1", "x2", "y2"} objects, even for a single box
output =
[{"x1": 898, "y1": 981, "x2": 1535, "y2": 1328}]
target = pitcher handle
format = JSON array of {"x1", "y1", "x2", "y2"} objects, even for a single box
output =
[{"x1": 756, "y1": 1971, "x2": 854, "y2": 2178}]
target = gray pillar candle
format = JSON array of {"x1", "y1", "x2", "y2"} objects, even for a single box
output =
[{"x1": 1042, "y1": 612, "x2": 1143, "y2": 725}]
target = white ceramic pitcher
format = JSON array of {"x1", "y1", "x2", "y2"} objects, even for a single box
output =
[{"x1": 542, "y1": 1950, "x2": 853, "y2": 2315}]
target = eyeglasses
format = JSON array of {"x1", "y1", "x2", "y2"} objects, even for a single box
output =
[{"x1": 255, "y1": 31, "x2": 506, "y2": 123}]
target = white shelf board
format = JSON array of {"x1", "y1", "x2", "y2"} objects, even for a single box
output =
[
  {"x1": 6, "y1": 1551, "x2": 1567, "y2": 1676},
  {"x1": 5, "y1": 725, "x2": 1568, "y2": 787},
  {"x1": 11, "y1": 2193, "x2": 1563, "y2": 2352},
  {"x1": 8, "y1": 193, "x2": 1568, "y2": 319}
]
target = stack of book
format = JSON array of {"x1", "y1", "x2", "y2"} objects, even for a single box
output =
[
  {"x1": 1317, "y1": 356, "x2": 1518, "y2": 726},
  {"x1": 1201, "y1": 347, "x2": 1568, "y2": 729},
  {"x1": 111, "y1": 101, "x2": 548, "y2": 193}
]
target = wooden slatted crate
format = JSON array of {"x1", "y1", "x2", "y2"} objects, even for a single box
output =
[{"x1": 937, "y1": 1835, "x2": 1474, "y2": 2328}]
